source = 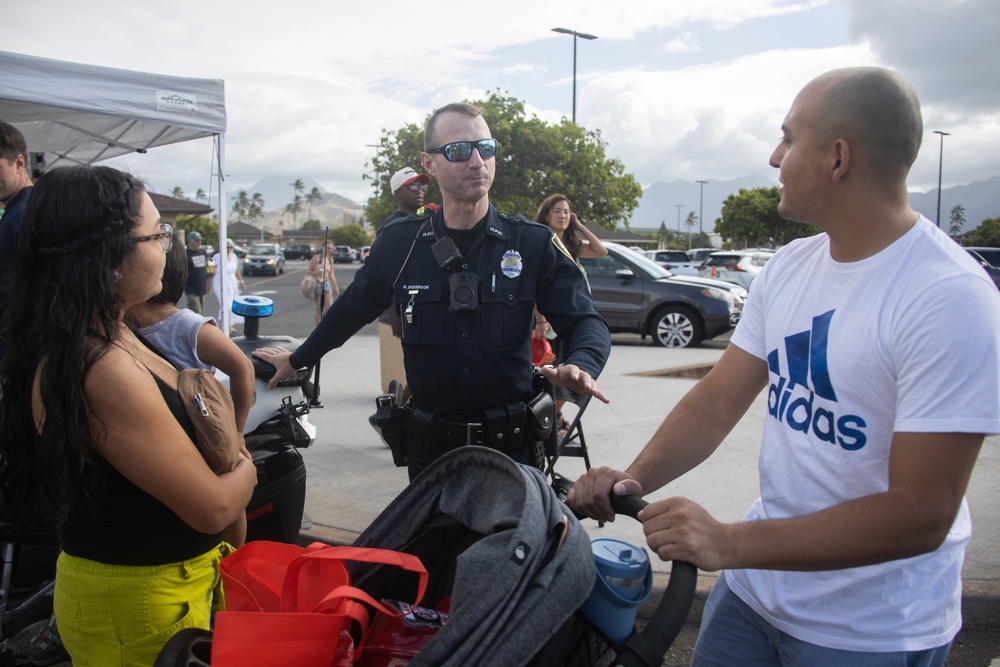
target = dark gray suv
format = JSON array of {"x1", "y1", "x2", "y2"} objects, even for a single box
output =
[
  {"x1": 243, "y1": 243, "x2": 286, "y2": 276},
  {"x1": 578, "y1": 243, "x2": 747, "y2": 348}
]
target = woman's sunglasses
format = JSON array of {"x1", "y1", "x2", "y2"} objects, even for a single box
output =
[{"x1": 426, "y1": 138, "x2": 498, "y2": 162}]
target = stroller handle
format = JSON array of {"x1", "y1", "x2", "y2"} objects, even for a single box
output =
[{"x1": 606, "y1": 493, "x2": 699, "y2": 667}]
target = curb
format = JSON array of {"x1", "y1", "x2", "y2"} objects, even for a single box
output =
[{"x1": 299, "y1": 523, "x2": 1000, "y2": 632}]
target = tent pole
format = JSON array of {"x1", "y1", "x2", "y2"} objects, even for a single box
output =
[{"x1": 217, "y1": 134, "x2": 230, "y2": 336}]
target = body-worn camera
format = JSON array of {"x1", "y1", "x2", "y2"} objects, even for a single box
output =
[{"x1": 448, "y1": 271, "x2": 480, "y2": 313}]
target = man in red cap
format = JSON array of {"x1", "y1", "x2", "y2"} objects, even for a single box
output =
[{"x1": 385, "y1": 166, "x2": 430, "y2": 226}]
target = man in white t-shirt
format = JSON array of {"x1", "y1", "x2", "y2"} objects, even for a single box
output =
[{"x1": 569, "y1": 67, "x2": 1000, "y2": 666}]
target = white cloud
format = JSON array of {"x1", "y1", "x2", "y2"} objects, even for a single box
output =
[
  {"x1": 659, "y1": 33, "x2": 701, "y2": 54},
  {"x1": 6, "y1": 0, "x2": 999, "y2": 209}
]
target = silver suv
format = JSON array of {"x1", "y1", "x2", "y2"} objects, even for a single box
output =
[{"x1": 698, "y1": 250, "x2": 774, "y2": 288}]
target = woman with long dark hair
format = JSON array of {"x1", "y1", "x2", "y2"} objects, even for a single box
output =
[
  {"x1": 533, "y1": 193, "x2": 608, "y2": 432},
  {"x1": 0, "y1": 166, "x2": 256, "y2": 666}
]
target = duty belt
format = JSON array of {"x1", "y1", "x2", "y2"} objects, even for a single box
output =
[{"x1": 403, "y1": 405, "x2": 488, "y2": 446}]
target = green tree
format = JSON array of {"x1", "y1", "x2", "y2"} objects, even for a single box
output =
[
  {"x1": 301, "y1": 219, "x2": 322, "y2": 231},
  {"x1": 363, "y1": 91, "x2": 642, "y2": 232},
  {"x1": 285, "y1": 195, "x2": 304, "y2": 227},
  {"x1": 304, "y1": 187, "x2": 322, "y2": 222},
  {"x1": 195, "y1": 188, "x2": 206, "y2": 202},
  {"x1": 684, "y1": 211, "x2": 698, "y2": 249},
  {"x1": 230, "y1": 190, "x2": 250, "y2": 223},
  {"x1": 170, "y1": 186, "x2": 185, "y2": 200},
  {"x1": 970, "y1": 217, "x2": 1000, "y2": 247},
  {"x1": 330, "y1": 223, "x2": 371, "y2": 247},
  {"x1": 716, "y1": 186, "x2": 820, "y2": 248},
  {"x1": 247, "y1": 193, "x2": 266, "y2": 229},
  {"x1": 175, "y1": 215, "x2": 218, "y2": 246},
  {"x1": 948, "y1": 204, "x2": 966, "y2": 239}
]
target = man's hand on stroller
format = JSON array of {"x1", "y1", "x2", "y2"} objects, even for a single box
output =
[
  {"x1": 566, "y1": 466, "x2": 642, "y2": 523},
  {"x1": 538, "y1": 364, "x2": 610, "y2": 404}
]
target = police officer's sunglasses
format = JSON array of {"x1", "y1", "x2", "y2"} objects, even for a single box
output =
[{"x1": 426, "y1": 138, "x2": 498, "y2": 162}]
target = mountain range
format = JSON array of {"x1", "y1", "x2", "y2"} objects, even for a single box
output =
[
  {"x1": 233, "y1": 172, "x2": 999, "y2": 236},
  {"x1": 630, "y1": 175, "x2": 1000, "y2": 234}
]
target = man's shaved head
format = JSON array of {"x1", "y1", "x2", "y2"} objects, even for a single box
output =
[{"x1": 808, "y1": 67, "x2": 923, "y2": 180}]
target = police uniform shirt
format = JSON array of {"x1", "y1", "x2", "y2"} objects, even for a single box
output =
[{"x1": 290, "y1": 205, "x2": 610, "y2": 416}]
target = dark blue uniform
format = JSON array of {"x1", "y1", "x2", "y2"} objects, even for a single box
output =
[{"x1": 290, "y1": 205, "x2": 611, "y2": 476}]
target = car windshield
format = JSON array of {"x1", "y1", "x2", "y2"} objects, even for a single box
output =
[
  {"x1": 604, "y1": 245, "x2": 672, "y2": 279},
  {"x1": 973, "y1": 249, "x2": 1000, "y2": 267},
  {"x1": 704, "y1": 255, "x2": 740, "y2": 268},
  {"x1": 249, "y1": 245, "x2": 277, "y2": 255}
]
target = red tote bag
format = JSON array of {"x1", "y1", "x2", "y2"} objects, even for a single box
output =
[{"x1": 213, "y1": 542, "x2": 428, "y2": 667}]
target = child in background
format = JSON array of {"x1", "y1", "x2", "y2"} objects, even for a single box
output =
[{"x1": 127, "y1": 237, "x2": 256, "y2": 547}]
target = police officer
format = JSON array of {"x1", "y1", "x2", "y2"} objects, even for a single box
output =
[{"x1": 255, "y1": 102, "x2": 610, "y2": 480}]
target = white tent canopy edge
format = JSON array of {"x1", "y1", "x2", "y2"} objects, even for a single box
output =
[{"x1": 0, "y1": 50, "x2": 235, "y2": 332}]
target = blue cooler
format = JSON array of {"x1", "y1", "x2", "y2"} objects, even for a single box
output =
[{"x1": 580, "y1": 538, "x2": 653, "y2": 644}]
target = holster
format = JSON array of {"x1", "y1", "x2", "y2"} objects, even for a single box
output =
[{"x1": 375, "y1": 389, "x2": 407, "y2": 467}]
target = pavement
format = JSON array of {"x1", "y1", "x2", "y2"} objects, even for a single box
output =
[{"x1": 293, "y1": 332, "x2": 999, "y2": 642}]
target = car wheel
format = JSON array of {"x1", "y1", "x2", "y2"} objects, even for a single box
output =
[
  {"x1": 279, "y1": 262, "x2": 284, "y2": 275},
  {"x1": 651, "y1": 306, "x2": 703, "y2": 348}
]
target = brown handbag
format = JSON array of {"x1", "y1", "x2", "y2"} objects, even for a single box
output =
[{"x1": 131, "y1": 342, "x2": 241, "y2": 474}]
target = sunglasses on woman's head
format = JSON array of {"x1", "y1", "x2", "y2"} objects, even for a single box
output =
[{"x1": 426, "y1": 138, "x2": 498, "y2": 162}]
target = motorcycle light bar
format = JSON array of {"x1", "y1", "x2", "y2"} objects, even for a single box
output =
[{"x1": 232, "y1": 295, "x2": 275, "y2": 318}]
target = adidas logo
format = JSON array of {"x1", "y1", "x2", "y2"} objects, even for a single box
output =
[{"x1": 766, "y1": 309, "x2": 868, "y2": 451}]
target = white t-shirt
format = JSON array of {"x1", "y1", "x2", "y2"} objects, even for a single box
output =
[{"x1": 727, "y1": 215, "x2": 1000, "y2": 652}]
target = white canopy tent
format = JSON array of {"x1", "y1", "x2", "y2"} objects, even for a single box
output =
[{"x1": 0, "y1": 50, "x2": 236, "y2": 332}]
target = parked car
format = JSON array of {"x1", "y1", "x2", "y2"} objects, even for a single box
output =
[
  {"x1": 966, "y1": 248, "x2": 1000, "y2": 289},
  {"x1": 332, "y1": 245, "x2": 355, "y2": 263},
  {"x1": 578, "y1": 243, "x2": 746, "y2": 348},
  {"x1": 359, "y1": 245, "x2": 371, "y2": 263},
  {"x1": 284, "y1": 244, "x2": 316, "y2": 260},
  {"x1": 687, "y1": 247, "x2": 716, "y2": 263},
  {"x1": 243, "y1": 243, "x2": 285, "y2": 276},
  {"x1": 698, "y1": 250, "x2": 774, "y2": 288},
  {"x1": 643, "y1": 249, "x2": 700, "y2": 276}
]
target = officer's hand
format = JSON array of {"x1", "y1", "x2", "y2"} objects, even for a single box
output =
[
  {"x1": 538, "y1": 364, "x2": 610, "y2": 404},
  {"x1": 251, "y1": 347, "x2": 296, "y2": 389},
  {"x1": 566, "y1": 466, "x2": 642, "y2": 523}
]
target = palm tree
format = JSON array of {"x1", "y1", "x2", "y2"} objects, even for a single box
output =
[
  {"x1": 171, "y1": 186, "x2": 185, "y2": 199},
  {"x1": 285, "y1": 195, "x2": 304, "y2": 227},
  {"x1": 195, "y1": 188, "x2": 207, "y2": 202},
  {"x1": 290, "y1": 178, "x2": 305, "y2": 199},
  {"x1": 684, "y1": 211, "x2": 698, "y2": 250},
  {"x1": 247, "y1": 193, "x2": 266, "y2": 229},
  {"x1": 231, "y1": 190, "x2": 250, "y2": 223},
  {"x1": 304, "y1": 186, "x2": 322, "y2": 223}
]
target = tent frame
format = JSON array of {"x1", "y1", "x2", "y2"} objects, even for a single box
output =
[{"x1": 0, "y1": 50, "x2": 234, "y2": 333}]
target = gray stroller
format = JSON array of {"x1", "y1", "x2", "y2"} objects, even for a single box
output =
[{"x1": 156, "y1": 446, "x2": 695, "y2": 667}]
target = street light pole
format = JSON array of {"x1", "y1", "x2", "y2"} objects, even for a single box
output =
[
  {"x1": 696, "y1": 179, "x2": 708, "y2": 245},
  {"x1": 933, "y1": 130, "x2": 950, "y2": 228},
  {"x1": 552, "y1": 27, "x2": 598, "y2": 124}
]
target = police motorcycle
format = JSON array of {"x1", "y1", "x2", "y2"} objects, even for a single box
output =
[
  {"x1": 226, "y1": 295, "x2": 315, "y2": 544},
  {"x1": 0, "y1": 296, "x2": 313, "y2": 663}
]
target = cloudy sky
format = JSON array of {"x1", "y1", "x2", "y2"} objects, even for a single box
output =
[{"x1": 6, "y1": 0, "x2": 999, "y2": 209}]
